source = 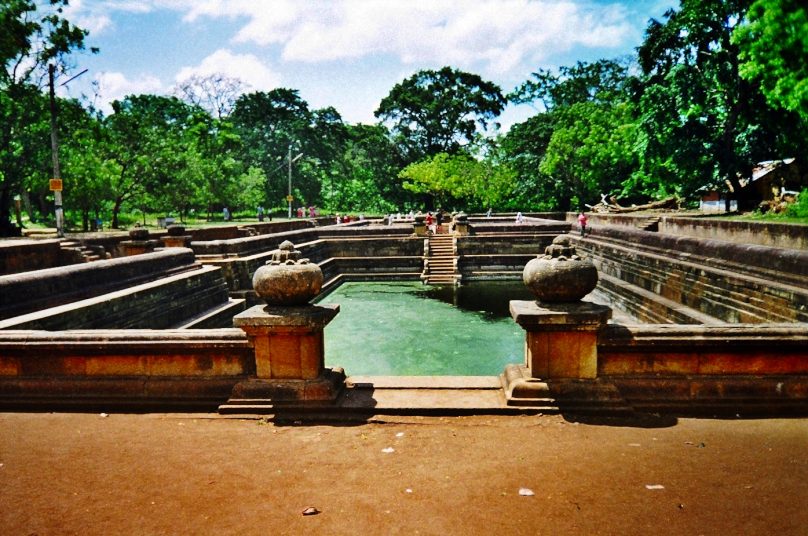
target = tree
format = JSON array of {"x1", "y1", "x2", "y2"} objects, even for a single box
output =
[
  {"x1": 510, "y1": 58, "x2": 634, "y2": 111},
  {"x1": 540, "y1": 102, "x2": 639, "y2": 210},
  {"x1": 232, "y1": 89, "x2": 349, "y2": 211},
  {"x1": 375, "y1": 66, "x2": 506, "y2": 162},
  {"x1": 57, "y1": 98, "x2": 112, "y2": 230},
  {"x1": 398, "y1": 152, "x2": 516, "y2": 211},
  {"x1": 103, "y1": 95, "x2": 214, "y2": 227},
  {"x1": 733, "y1": 0, "x2": 808, "y2": 121},
  {"x1": 175, "y1": 73, "x2": 246, "y2": 119},
  {"x1": 329, "y1": 123, "x2": 408, "y2": 213},
  {"x1": 0, "y1": 0, "x2": 95, "y2": 235},
  {"x1": 504, "y1": 58, "x2": 639, "y2": 210},
  {"x1": 499, "y1": 113, "x2": 558, "y2": 210},
  {"x1": 635, "y1": 0, "x2": 806, "y2": 206}
]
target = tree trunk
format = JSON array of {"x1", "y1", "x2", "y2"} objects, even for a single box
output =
[{"x1": 112, "y1": 197, "x2": 123, "y2": 229}]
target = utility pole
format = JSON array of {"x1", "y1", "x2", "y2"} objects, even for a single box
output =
[
  {"x1": 288, "y1": 144, "x2": 292, "y2": 219},
  {"x1": 48, "y1": 64, "x2": 64, "y2": 237},
  {"x1": 47, "y1": 65, "x2": 88, "y2": 237},
  {"x1": 286, "y1": 146, "x2": 303, "y2": 219}
]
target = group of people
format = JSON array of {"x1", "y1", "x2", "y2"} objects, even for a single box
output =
[
  {"x1": 335, "y1": 213, "x2": 364, "y2": 224},
  {"x1": 424, "y1": 210, "x2": 448, "y2": 234},
  {"x1": 295, "y1": 206, "x2": 319, "y2": 218}
]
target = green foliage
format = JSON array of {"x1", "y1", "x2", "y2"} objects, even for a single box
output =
[
  {"x1": 785, "y1": 189, "x2": 808, "y2": 218},
  {"x1": 503, "y1": 58, "x2": 641, "y2": 211},
  {"x1": 634, "y1": 0, "x2": 808, "y2": 206},
  {"x1": 0, "y1": 0, "x2": 95, "y2": 235},
  {"x1": 540, "y1": 102, "x2": 639, "y2": 210},
  {"x1": 375, "y1": 66, "x2": 506, "y2": 162},
  {"x1": 509, "y1": 58, "x2": 634, "y2": 111},
  {"x1": 398, "y1": 153, "x2": 516, "y2": 211},
  {"x1": 498, "y1": 113, "x2": 557, "y2": 210},
  {"x1": 734, "y1": 0, "x2": 808, "y2": 120},
  {"x1": 232, "y1": 89, "x2": 349, "y2": 209}
]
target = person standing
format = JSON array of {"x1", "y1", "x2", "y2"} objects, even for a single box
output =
[{"x1": 578, "y1": 212, "x2": 588, "y2": 237}]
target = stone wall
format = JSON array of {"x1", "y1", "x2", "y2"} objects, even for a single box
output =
[
  {"x1": 659, "y1": 216, "x2": 808, "y2": 250},
  {"x1": 576, "y1": 226, "x2": 808, "y2": 324},
  {"x1": 563, "y1": 212, "x2": 808, "y2": 250},
  {"x1": 1, "y1": 239, "x2": 69, "y2": 275},
  {"x1": 0, "y1": 329, "x2": 253, "y2": 410},
  {"x1": 597, "y1": 323, "x2": 808, "y2": 413},
  {"x1": 0, "y1": 321, "x2": 805, "y2": 412},
  {"x1": 193, "y1": 228, "x2": 424, "y2": 300},
  {"x1": 0, "y1": 248, "x2": 201, "y2": 320},
  {"x1": 456, "y1": 228, "x2": 567, "y2": 281}
]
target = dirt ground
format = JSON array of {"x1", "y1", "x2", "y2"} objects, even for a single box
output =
[{"x1": 1, "y1": 412, "x2": 806, "y2": 535}]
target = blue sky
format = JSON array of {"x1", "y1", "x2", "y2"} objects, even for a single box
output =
[{"x1": 59, "y1": 0, "x2": 675, "y2": 130}]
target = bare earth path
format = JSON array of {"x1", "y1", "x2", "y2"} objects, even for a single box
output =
[{"x1": 1, "y1": 412, "x2": 806, "y2": 535}]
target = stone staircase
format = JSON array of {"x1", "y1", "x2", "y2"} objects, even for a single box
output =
[
  {"x1": 422, "y1": 233, "x2": 459, "y2": 285},
  {"x1": 637, "y1": 216, "x2": 661, "y2": 232},
  {"x1": 59, "y1": 239, "x2": 107, "y2": 263}
]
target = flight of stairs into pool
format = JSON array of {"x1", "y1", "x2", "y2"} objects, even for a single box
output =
[{"x1": 422, "y1": 233, "x2": 459, "y2": 285}]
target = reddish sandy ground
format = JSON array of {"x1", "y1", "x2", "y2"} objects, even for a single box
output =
[{"x1": 1, "y1": 412, "x2": 806, "y2": 535}]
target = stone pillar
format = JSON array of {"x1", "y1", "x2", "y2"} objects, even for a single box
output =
[
  {"x1": 233, "y1": 304, "x2": 339, "y2": 380},
  {"x1": 451, "y1": 212, "x2": 470, "y2": 236},
  {"x1": 413, "y1": 214, "x2": 427, "y2": 236},
  {"x1": 502, "y1": 234, "x2": 622, "y2": 409},
  {"x1": 510, "y1": 300, "x2": 611, "y2": 379},
  {"x1": 120, "y1": 228, "x2": 156, "y2": 256},
  {"x1": 221, "y1": 241, "x2": 345, "y2": 411},
  {"x1": 160, "y1": 224, "x2": 192, "y2": 248}
]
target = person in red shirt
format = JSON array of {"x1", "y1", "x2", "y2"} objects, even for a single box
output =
[
  {"x1": 425, "y1": 212, "x2": 435, "y2": 234},
  {"x1": 577, "y1": 212, "x2": 588, "y2": 237}
]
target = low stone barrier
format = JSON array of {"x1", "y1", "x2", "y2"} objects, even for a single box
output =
[
  {"x1": 578, "y1": 226, "x2": 808, "y2": 323},
  {"x1": 660, "y1": 216, "x2": 808, "y2": 250},
  {"x1": 0, "y1": 265, "x2": 242, "y2": 330},
  {"x1": 0, "y1": 329, "x2": 253, "y2": 410},
  {"x1": 0, "y1": 239, "x2": 64, "y2": 274},
  {"x1": 0, "y1": 248, "x2": 201, "y2": 320},
  {"x1": 597, "y1": 323, "x2": 808, "y2": 413}
]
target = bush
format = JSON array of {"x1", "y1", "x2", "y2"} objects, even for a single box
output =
[{"x1": 785, "y1": 189, "x2": 808, "y2": 218}]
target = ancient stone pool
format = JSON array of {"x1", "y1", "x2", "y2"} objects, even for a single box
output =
[{"x1": 316, "y1": 280, "x2": 632, "y2": 375}]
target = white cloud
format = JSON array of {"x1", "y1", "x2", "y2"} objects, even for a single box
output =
[
  {"x1": 63, "y1": 0, "x2": 155, "y2": 36},
  {"x1": 94, "y1": 71, "x2": 164, "y2": 113},
  {"x1": 174, "y1": 49, "x2": 282, "y2": 91},
  {"x1": 179, "y1": 0, "x2": 635, "y2": 75}
]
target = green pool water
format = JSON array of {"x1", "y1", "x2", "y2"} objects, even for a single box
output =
[{"x1": 316, "y1": 281, "x2": 531, "y2": 376}]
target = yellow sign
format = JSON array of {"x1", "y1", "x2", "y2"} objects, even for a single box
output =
[
  {"x1": 286, "y1": 194, "x2": 294, "y2": 202},
  {"x1": 49, "y1": 179, "x2": 63, "y2": 191}
]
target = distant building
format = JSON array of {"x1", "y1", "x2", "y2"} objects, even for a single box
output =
[{"x1": 700, "y1": 158, "x2": 804, "y2": 212}]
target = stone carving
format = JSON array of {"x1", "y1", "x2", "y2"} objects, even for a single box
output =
[
  {"x1": 522, "y1": 235, "x2": 598, "y2": 303},
  {"x1": 252, "y1": 240, "x2": 323, "y2": 305}
]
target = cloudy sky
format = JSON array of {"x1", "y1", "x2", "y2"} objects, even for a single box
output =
[{"x1": 60, "y1": 0, "x2": 674, "y2": 129}]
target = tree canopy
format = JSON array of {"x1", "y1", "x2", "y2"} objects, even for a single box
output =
[
  {"x1": 733, "y1": 0, "x2": 808, "y2": 120},
  {"x1": 375, "y1": 66, "x2": 506, "y2": 163},
  {"x1": 2, "y1": 1, "x2": 808, "y2": 235}
]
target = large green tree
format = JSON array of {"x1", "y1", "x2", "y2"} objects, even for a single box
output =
[
  {"x1": 540, "y1": 101, "x2": 639, "y2": 210},
  {"x1": 510, "y1": 58, "x2": 633, "y2": 111},
  {"x1": 232, "y1": 89, "x2": 349, "y2": 210},
  {"x1": 375, "y1": 66, "x2": 506, "y2": 163},
  {"x1": 733, "y1": 0, "x2": 808, "y2": 121},
  {"x1": 0, "y1": 0, "x2": 95, "y2": 235},
  {"x1": 635, "y1": 0, "x2": 807, "y2": 206},
  {"x1": 504, "y1": 58, "x2": 638, "y2": 210},
  {"x1": 398, "y1": 152, "x2": 516, "y2": 211}
]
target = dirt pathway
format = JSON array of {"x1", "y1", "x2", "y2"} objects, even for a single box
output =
[{"x1": 1, "y1": 413, "x2": 806, "y2": 535}]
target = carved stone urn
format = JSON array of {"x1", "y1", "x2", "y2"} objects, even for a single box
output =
[
  {"x1": 522, "y1": 235, "x2": 598, "y2": 303},
  {"x1": 252, "y1": 240, "x2": 323, "y2": 305}
]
